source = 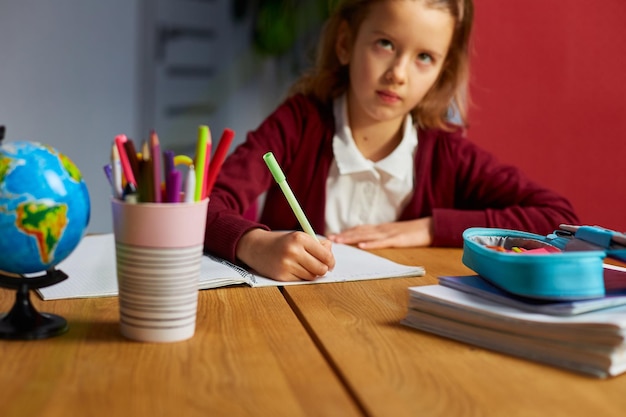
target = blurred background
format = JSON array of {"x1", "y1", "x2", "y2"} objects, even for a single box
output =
[
  {"x1": 0, "y1": 0, "x2": 326, "y2": 232},
  {"x1": 1, "y1": 0, "x2": 624, "y2": 234}
]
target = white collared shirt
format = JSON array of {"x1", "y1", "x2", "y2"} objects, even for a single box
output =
[{"x1": 324, "y1": 95, "x2": 418, "y2": 235}]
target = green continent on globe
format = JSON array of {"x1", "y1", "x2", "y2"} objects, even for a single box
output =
[
  {"x1": 59, "y1": 154, "x2": 82, "y2": 182},
  {"x1": 0, "y1": 156, "x2": 13, "y2": 182},
  {"x1": 45, "y1": 145, "x2": 83, "y2": 183},
  {"x1": 15, "y1": 201, "x2": 68, "y2": 264}
]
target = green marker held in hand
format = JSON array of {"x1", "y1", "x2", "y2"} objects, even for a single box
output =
[{"x1": 263, "y1": 151, "x2": 319, "y2": 242}]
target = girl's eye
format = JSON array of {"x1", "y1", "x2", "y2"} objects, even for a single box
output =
[
  {"x1": 377, "y1": 39, "x2": 393, "y2": 50},
  {"x1": 417, "y1": 52, "x2": 433, "y2": 65}
]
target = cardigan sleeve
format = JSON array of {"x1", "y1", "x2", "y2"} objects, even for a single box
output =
[
  {"x1": 427, "y1": 133, "x2": 579, "y2": 247},
  {"x1": 203, "y1": 94, "x2": 328, "y2": 262},
  {"x1": 203, "y1": 98, "x2": 302, "y2": 261}
]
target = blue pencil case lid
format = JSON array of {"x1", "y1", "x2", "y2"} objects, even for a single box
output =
[{"x1": 461, "y1": 227, "x2": 607, "y2": 300}]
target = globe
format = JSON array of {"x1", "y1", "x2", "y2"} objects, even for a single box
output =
[{"x1": 0, "y1": 141, "x2": 90, "y2": 274}]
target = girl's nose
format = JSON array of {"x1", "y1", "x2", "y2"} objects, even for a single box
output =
[{"x1": 386, "y1": 57, "x2": 408, "y2": 84}]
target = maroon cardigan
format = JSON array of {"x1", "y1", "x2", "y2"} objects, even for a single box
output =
[{"x1": 204, "y1": 94, "x2": 579, "y2": 263}]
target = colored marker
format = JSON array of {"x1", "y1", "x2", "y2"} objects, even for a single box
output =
[
  {"x1": 263, "y1": 151, "x2": 319, "y2": 242},
  {"x1": 110, "y1": 143, "x2": 124, "y2": 198},
  {"x1": 102, "y1": 164, "x2": 114, "y2": 188},
  {"x1": 123, "y1": 182, "x2": 139, "y2": 204},
  {"x1": 204, "y1": 128, "x2": 235, "y2": 198},
  {"x1": 184, "y1": 165, "x2": 196, "y2": 203},
  {"x1": 114, "y1": 134, "x2": 137, "y2": 187},
  {"x1": 123, "y1": 138, "x2": 141, "y2": 186},
  {"x1": 201, "y1": 137, "x2": 212, "y2": 200},
  {"x1": 140, "y1": 140, "x2": 154, "y2": 202},
  {"x1": 163, "y1": 150, "x2": 176, "y2": 203},
  {"x1": 194, "y1": 125, "x2": 211, "y2": 201},
  {"x1": 166, "y1": 169, "x2": 182, "y2": 203},
  {"x1": 174, "y1": 154, "x2": 194, "y2": 167},
  {"x1": 149, "y1": 130, "x2": 162, "y2": 203}
]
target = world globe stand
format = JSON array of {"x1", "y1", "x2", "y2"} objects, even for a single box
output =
[{"x1": 0, "y1": 269, "x2": 69, "y2": 339}]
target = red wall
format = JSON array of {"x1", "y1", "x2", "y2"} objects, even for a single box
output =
[{"x1": 468, "y1": 1, "x2": 626, "y2": 231}]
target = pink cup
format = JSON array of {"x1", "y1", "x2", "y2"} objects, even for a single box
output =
[{"x1": 111, "y1": 198, "x2": 208, "y2": 342}]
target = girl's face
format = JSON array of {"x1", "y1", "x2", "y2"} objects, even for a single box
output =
[{"x1": 337, "y1": 0, "x2": 454, "y2": 130}]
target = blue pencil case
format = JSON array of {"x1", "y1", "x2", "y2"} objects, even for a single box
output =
[{"x1": 461, "y1": 227, "x2": 608, "y2": 300}]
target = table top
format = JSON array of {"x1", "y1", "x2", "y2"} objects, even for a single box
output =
[
  {"x1": 283, "y1": 247, "x2": 626, "y2": 417},
  {"x1": 2, "y1": 247, "x2": 626, "y2": 417},
  {"x1": 0, "y1": 286, "x2": 361, "y2": 417}
]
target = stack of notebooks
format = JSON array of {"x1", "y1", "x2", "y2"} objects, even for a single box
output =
[{"x1": 402, "y1": 268, "x2": 626, "y2": 378}]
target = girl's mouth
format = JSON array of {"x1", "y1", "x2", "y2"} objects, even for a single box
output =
[{"x1": 377, "y1": 90, "x2": 400, "y2": 103}]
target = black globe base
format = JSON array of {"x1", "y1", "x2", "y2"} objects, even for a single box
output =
[{"x1": 0, "y1": 269, "x2": 69, "y2": 340}]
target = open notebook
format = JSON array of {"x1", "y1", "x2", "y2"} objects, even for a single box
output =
[{"x1": 37, "y1": 234, "x2": 425, "y2": 300}]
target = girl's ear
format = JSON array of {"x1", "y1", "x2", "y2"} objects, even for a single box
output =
[{"x1": 335, "y1": 20, "x2": 352, "y2": 65}]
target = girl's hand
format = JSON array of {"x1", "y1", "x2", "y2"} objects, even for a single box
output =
[
  {"x1": 236, "y1": 229, "x2": 335, "y2": 282},
  {"x1": 327, "y1": 217, "x2": 433, "y2": 249}
]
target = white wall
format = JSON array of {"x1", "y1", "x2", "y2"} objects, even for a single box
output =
[
  {"x1": 0, "y1": 1, "x2": 295, "y2": 234},
  {"x1": 142, "y1": 0, "x2": 296, "y2": 155},
  {"x1": 0, "y1": 0, "x2": 141, "y2": 233}
]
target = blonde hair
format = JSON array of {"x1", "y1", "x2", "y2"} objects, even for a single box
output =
[{"x1": 289, "y1": 0, "x2": 473, "y2": 131}]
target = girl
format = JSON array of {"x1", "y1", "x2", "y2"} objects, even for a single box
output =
[{"x1": 203, "y1": 0, "x2": 579, "y2": 281}]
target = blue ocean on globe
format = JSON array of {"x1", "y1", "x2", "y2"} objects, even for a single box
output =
[{"x1": 0, "y1": 141, "x2": 90, "y2": 274}]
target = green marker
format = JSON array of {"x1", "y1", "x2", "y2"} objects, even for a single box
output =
[{"x1": 263, "y1": 151, "x2": 319, "y2": 242}]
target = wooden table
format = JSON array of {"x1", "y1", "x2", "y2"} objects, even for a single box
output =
[
  {"x1": 283, "y1": 248, "x2": 626, "y2": 417},
  {"x1": 3, "y1": 247, "x2": 626, "y2": 417},
  {"x1": 0, "y1": 287, "x2": 361, "y2": 417}
]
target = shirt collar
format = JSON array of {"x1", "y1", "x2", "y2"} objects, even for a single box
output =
[{"x1": 332, "y1": 94, "x2": 417, "y2": 179}]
